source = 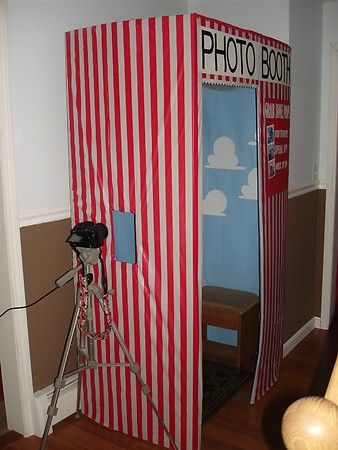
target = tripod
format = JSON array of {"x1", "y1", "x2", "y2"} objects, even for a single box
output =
[{"x1": 39, "y1": 247, "x2": 178, "y2": 450}]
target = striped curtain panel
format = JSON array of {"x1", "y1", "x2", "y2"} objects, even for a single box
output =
[
  {"x1": 66, "y1": 14, "x2": 201, "y2": 450},
  {"x1": 253, "y1": 79, "x2": 290, "y2": 402}
]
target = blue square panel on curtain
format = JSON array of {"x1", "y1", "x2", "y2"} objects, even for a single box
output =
[{"x1": 112, "y1": 211, "x2": 136, "y2": 263}]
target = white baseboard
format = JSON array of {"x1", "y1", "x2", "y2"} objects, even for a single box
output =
[
  {"x1": 283, "y1": 317, "x2": 321, "y2": 358},
  {"x1": 31, "y1": 375, "x2": 77, "y2": 437},
  {"x1": 314, "y1": 316, "x2": 322, "y2": 329}
]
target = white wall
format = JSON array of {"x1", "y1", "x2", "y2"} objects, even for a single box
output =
[
  {"x1": 188, "y1": 0, "x2": 290, "y2": 43},
  {"x1": 319, "y1": 1, "x2": 338, "y2": 185},
  {"x1": 7, "y1": 0, "x2": 188, "y2": 224},
  {"x1": 289, "y1": 0, "x2": 323, "y2": 193},
  {"x1": 319, "y1": 1, "x2": 338, "y2": 329}
]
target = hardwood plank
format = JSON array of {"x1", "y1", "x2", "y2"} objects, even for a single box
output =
[
  {"x1": 0, "y1": 431, "x2": 23, "y2": 448},
  {"x1": 201, "y1": 322, "x2": 337, "y2": 450}
]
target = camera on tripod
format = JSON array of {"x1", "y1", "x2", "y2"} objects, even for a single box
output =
[
  {"x1": 67, "y1": 221, "x2": 108, "y2": 250},
  {"x1": 41, "y1": 219, "x2": 177, "y2": 450}
]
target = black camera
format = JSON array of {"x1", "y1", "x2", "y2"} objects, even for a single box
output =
[{"x1": 67, "y1": 221, "x2": 108, "y2": 249}]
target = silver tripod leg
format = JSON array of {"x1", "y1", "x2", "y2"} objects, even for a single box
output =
[
  {"x1": 75, "y1": 326, "x2": 85, "y2": 418},
  {"x1": 39, "y1": 288, "x2": 82, "y2": 450}
]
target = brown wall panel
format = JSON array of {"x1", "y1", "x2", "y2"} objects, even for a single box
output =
[
  {"x1": 284, "y1": 189, "x2": 326, "y2": 342},
  {"x1": 314, "y1": 190, "x2": 326, "y2": 317},
  {"x1": 20, "y1": 218, "x2": 77, "y2": 392}
]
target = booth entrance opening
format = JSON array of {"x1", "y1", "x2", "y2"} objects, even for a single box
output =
[{"x1": 201, "y1": 84, "x2": 261, "y2": 415}]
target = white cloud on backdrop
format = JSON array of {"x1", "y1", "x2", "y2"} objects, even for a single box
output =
[
  {"x1": 239, "y1": 168, "x2": 258, "y2": 200},
  {"x1": 203, "y1": 189, "x2": 227, "y2": 216},
  {"x1": 206, "y1": 136, "x2": 244, "y2": 170}
]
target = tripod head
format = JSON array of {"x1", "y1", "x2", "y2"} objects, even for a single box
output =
[
  {"x1": 77, "y1": 247, "x2": 100, "y2": 265},
  {"x1": 55, "y1": 247, "x2": 100, "y2": 287}
]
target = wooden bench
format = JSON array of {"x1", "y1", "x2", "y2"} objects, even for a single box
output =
[{"x1": 202, "y1": 285, "x2": 260, "y2": 373}]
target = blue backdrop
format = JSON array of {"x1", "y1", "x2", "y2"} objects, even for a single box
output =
[{"x1": 202, "y1": 84, "x2": 259, "y2": 345}]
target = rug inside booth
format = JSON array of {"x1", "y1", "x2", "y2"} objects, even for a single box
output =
[{"x1": 202, "y1": 360, "x2": 250, "y2": 422}]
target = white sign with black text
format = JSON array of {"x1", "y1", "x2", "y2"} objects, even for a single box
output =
[{"x1": 200, "y1": 26, "x2": 291, "y2": 85}]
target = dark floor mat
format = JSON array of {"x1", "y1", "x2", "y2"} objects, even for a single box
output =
[{"x1": 202, "y1": 360, "x2": 250, "y2": 422}]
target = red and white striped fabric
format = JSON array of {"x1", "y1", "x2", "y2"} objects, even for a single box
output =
[
  {"x1": 66, "y1": 12, "x2": 290, "y2": 450},
  {"x1": 252, "y1": 78, "x2": 290, "y2": 402},
  {"x1": 66, "y1": 14, "x2": 201, "y2": 450}
]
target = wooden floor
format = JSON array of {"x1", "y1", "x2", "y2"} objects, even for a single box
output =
[{"x1": 1, "y1": 318, "x2": 337, "y2": 450}]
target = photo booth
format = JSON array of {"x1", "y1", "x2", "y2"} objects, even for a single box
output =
[{"x1": 65, "y1": 13, "x2": 291, "y2": 450}]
